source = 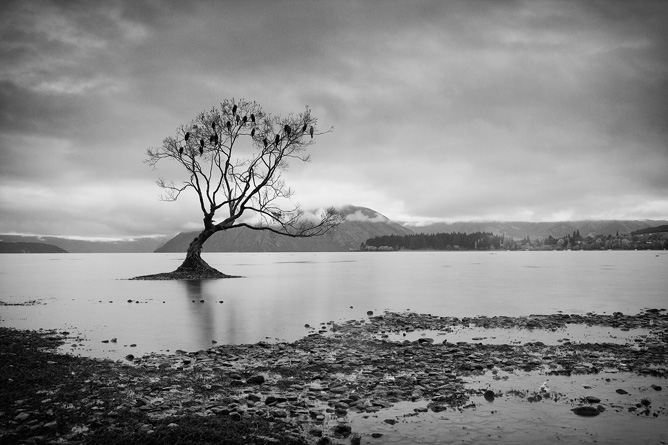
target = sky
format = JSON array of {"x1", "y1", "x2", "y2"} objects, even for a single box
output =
[{"x1": 1, "y1": 0, "x2": 667, "y2": 238}]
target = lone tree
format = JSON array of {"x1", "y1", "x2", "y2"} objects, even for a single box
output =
[{"x1": 135, "y1": 99, "x2": 342, "y2": 280}]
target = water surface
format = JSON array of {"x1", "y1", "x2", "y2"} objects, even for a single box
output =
[{"x1": 1, "y1": 251, "x2": 666, "y2": 359}]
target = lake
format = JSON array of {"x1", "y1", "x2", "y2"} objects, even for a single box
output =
[{"x1": 1, "y1": 250, "x2": 666, "y2": 360}]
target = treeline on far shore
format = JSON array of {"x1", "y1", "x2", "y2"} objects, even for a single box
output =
[{"x1": 362, "y1": 231, "x2": 668, "y2": 251}]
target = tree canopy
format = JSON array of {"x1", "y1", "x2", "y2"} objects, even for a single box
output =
[{"x1": 137, "y1": 99, "x2": 342, "y2": 279}]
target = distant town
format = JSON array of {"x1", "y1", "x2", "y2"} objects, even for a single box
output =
[{"x1": 362, "y1": 226, "x2": 668, "y2": 251}]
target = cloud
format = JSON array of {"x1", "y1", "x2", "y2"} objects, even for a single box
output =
[
  {"x1": 343, "y1": 210, "x2": 389, "y2": 223},
  {"x1": 1, "y1": 0, "x2": 667, "y2": 237}
]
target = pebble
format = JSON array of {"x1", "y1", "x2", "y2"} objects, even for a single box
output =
[
  {"x1": 572, "y1": 406, "x2": 600, "y2": 416},
  {"x1": 11, "y1": 309, "x2": 664, "y2": 443},
  {"x1": 331, "y1": 424, "x2": 352, "y2": 437},
  {"x1": 247, "y1": 375, "x2": 265, "y2": 384},
  {"x1": 14, "y1": 412, "x2": 30, "y2": 421}
]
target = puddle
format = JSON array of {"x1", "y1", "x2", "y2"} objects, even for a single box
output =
[
  {"x1": 375, "y1": 324, "x2": 654, "y2": 347},
  {"x1": 323, "y1": 371, "x2": 668, "y2": 444}
]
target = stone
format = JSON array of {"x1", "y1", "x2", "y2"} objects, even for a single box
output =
[
  {"x1": 14, "y1": 412, "x2": 30, "y2": 421},
  {"x1": 484, "y1": 390, "x2": 495, "y2": 402},
  {"x1": 247, "y1": 375, "x2": 265, "y2": 384},
  {"x1": 616, "y1": 389, "x2": 628, "y2": 395},
  {"x1": 332, "y1": 424, "x2": 352, "y2": 438},
  {"x1": 586, "y1": 396, "x2": 601, "y2": 404},
  {"x1": 571, "y1": 406, "x2": 600, "y2": 416},
  {"x1": 309, "y1": 429, "x2": 323, "y2": 437},
  {"x1": 651, "y1": 384, "x2": 662, "y2": 391}
]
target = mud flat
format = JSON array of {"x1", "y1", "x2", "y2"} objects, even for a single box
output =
[{"x1": 1, "y1": 309, "x2": 667, "y2": 444}]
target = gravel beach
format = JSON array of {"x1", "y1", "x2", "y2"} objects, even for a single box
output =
[{"x1": 1, "y1": 309, "x2": 667, "y2": 444}]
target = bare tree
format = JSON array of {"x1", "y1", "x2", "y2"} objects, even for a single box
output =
[{"x1": 139, "y1": 99, "x2": 342, "y2": 279}]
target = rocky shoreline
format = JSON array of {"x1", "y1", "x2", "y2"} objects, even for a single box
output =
[{"x1": 1, "y1": 309, "x2": 667, "y2": 444}]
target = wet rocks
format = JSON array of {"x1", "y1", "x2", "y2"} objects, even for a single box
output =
[
  {"x1": 3, "y1": 310, "x2": 667, "y2": 444},
  {"x1": 246, "y1": 374, "x2": 265, "y2": 384},
  {"x1": 572, "y1": 406, "x2": 601, "y2": 416},
  {"x1": 331, "y1": 424, "x2": 352, "y2": 438}
]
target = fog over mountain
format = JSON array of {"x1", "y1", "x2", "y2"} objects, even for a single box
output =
[{"x1": 156, "y1": 206, "x2": 413, "y2": 253}]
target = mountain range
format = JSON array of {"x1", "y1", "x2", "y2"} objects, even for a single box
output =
[
  {"x1": 0, "y1": 234, "x2": 170, "y2": 254},
  {"x1": 0, "y1": 241, "x2": 67, "y2": 253},
  {"x1": 1, "y1": 205, "x2": 666, "y2": 253},
  {"x1": 156, "y1": 205, "x2": 413, "y2": 253}
]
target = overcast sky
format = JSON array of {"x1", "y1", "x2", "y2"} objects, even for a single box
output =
[{"x1": 1, "y1": 0, "x2": 667, "y2": 238}]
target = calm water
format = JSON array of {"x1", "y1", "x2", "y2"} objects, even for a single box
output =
[{"x1": 1, "y1": 251, "x2": 666, "y2": 359}]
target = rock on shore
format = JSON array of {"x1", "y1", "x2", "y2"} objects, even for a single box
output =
[{"x1": 1, "y1": 308, "x2": 666, "y2": 444}]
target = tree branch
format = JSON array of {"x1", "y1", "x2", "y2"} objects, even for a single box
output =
[{"x1": 146, "y1": 99, "x2": 341, "y2": 242}]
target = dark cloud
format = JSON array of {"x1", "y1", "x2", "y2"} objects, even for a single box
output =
[{"x1": 0, "y1": 0, "x2": 667, "y2": 236}]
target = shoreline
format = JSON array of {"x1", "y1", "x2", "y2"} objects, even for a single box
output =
[{"x1": 1, "y1": 310, "x2": 667, "y2": 444}]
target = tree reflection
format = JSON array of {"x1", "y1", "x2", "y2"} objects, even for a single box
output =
[{"x1": 179, "y1": 279, "x2": 238, "y2": 346}]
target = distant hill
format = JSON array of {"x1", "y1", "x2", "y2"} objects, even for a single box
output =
[
  {"x1": 0, "y1": 235, "x2": 171, "y2": 253},
  {"x1": 405, "y1": 220, "x2": 668, "y2": 240},
  {"x1": 0, "y1": 241, "x2": 67, "y2": 253},
  {"x1": 156, "y1": 205, "x2": 414, "y2": 252},
  {"x1": 631, "y1": 224, "x2": 668, "y2": 235}
]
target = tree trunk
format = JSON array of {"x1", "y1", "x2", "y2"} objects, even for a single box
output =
[
  {"x1": 172, "y1": 229, "x2": 232, "y2": 278},
  {"x1": 130, "y1": 228, "x2": 236, "y2": 280}
]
